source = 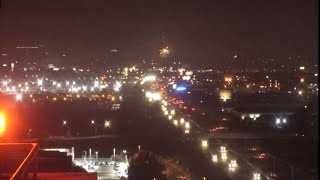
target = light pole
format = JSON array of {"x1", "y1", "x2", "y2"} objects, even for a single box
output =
[
  {"x1": 113, "y1": 148, "x2": 116, "y2": 162},
  {"x1": 91, "y1": 120, "x2": 97, "y2": 135},
  {"x1": 62, "y1": 120, "x2": 68, "y2": 136},
  {"x1": 83, "y1": 151, "x2": 87, "y2": 162},
  {"x1": 291, "y1": 166, "x2": 294, "y2": 180}
]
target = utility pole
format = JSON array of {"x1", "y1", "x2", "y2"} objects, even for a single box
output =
[{"x1": 291, "y1": 166, "x2": 294, "y2": 180}]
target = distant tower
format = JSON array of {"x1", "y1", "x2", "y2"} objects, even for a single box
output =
[{"x1": 158, "y1": 33, "x2": 171, "y2": 68}]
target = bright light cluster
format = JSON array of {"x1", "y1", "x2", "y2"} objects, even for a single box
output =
[
  {"x1": 201, "y1": 140, "x2": 208, "y2": 149},
  {"x1": 212, "y1": 154, "x2": 218, "y2": 162},
  {"x1": 220, "y1": 146, "x2": 228, "y2": 161},
  {"x1": 253, "y1": 173, "x2": 261, "y2": 180},
  {"x1": 228, "y1": 159, "x2": 237, "y2": 172},
  {"x1": 0, "y1": 114, "x2": 5, "y2": 137},
  {"x1": 145, "y1": 91, "x2": 161, "y2": 101},
  {"x1": 141, "y1": 75, "x2": 156, "y2": 84}
]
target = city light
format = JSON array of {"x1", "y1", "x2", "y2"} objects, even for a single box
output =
[
  {"x1": 63, "y1": 120, "x2": 67, "y2": 125},
  {"x1": 145, "y1": 91, "x2": 161, "y2": 101},
  {"x1": 94, "y1": 80, "x2": 99, "y2": 88},
  {"x1": 282, "y1": 118, "x2": 287, "y2": 124},
  {"x1": 170, "y1": 109, "x2": 175, "y2": 115},
  {"x1": 16, "y1": 94, "x2": 22, "y2": 101},
  {"x1": 172, "y1": 84, "x2": 177, "y2": 89},
  {"x1": 114, "y1": 81, "x2": 122, "y2": 92},
  {"x1": 0, "y1": 114, "x2": 5, "y2": 137},
  {"x1": 160, "y1": 47, "x2": 169, "y2": 58},
  {"x1": 224, "y1": 77, "x2": 232, "y2": 83},
  {"x1": 141, "y1": 75, "x2": 156, "y2": 84},
  {"x1": 37, "y1": 79, "x2": 43, "y2": 86},
  {"x1": 176, "y1": 86, "x2": 187, "y2": 91},
  {"x1": 104, "y1": 121, "x2": 111, "y2": 128},
  {"x1": 91, "y1": 120, "x2": 95, "y2": 124}
]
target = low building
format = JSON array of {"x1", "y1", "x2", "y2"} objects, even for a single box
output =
[{"x1": 231, "y1": 105, "x2": 298, "y2": 128}]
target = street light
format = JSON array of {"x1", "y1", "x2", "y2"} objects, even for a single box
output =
[
  {"x1": 282, "y1": 118, "x2": 287, "y2": 124},
  {"x1": 63, "y1": 120, "x2": 67, "y2": 125},
  {"x1": 91, "y1": 120, "x2": 97, "y2": 135},
  {"x1": 37, "y1": 79, "x2": 43, "y2": 86},
  {"x1": 104, "y1": 120, "x2": 111, "y2": 128},
  {"x1": 170, "y1": 109, "x2": 175, "y2": 115},
  {"x1": 300, "y1": 78, "x2": 304, "y2": 83},
  {"x1": 16, "y1": 94, "x2": 22, "y2": 101}
]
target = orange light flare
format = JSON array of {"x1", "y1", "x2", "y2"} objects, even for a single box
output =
[
  {"x1": 0, "y1": 113, "x2": 5, "y2": 137},
  {"x1": 0, "y1": 109, "x2": 21, "y2": 141}
]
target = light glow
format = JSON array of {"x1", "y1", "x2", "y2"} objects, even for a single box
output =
[{"x1": 0, "y1": 114, "x2": 5, "y2": 137}]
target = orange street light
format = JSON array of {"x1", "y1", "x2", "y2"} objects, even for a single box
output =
[{"x1": 0, "y1": 114, "x2": 5, "y2": 137}]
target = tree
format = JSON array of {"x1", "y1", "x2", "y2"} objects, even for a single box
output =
[{"x1": 128, "y1": 152, "x2": 168, "y2": 180}]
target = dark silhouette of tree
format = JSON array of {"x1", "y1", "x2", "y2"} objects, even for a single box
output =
[{"x1": 128, "y1": 152, "x2": 168, "y2": 180}]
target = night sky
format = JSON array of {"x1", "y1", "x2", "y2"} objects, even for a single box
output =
[{"x1": 0, "y1": 0, "x2": 318, "y2": 64}]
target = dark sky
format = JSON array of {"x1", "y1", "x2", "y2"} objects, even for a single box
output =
[{"x1": 0, "y1": 0, "x2": 318, "y2": 64}]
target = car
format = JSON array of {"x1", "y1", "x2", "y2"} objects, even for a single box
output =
[
  {"x1": 269, "y1": 172, "x2": 278, "y2": 178},
  {"x1": 258, "y1": 153, "x2": 266, "y2": 159},
  {"x1": 248, "y1": 147, "x2": 257, "y2": 151}
]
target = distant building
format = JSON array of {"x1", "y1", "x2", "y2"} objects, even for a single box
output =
[{"x1": 0, "y1": 143, "x2": 97, "y2": 180}]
